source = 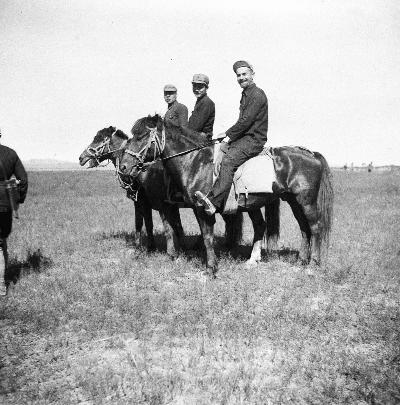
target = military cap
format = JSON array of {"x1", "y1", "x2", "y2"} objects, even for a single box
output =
[
  {"x1": 232, "y1": 60, "x2": 253, "y2": 73},
  {"x1": 164, "y1": 84, "x2": 177, "y2": 92},
  {"x1": 192, "y1": 73, "x2": 209, "y2": 85}
]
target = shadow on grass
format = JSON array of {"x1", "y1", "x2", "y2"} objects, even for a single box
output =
[
  {"x1": 5, "y1": 249, "x2": 53, "y2": 285},
  {"x1": 98, "y1": 230, "x2": 300, "y2": 264}
]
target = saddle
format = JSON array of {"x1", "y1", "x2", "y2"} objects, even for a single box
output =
[{"x1": 213, "y1": 144, "x2": 276, "y2": 215}]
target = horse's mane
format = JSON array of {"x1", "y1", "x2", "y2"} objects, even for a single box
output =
[
  {"x1": 131, "y1": 114, "x2": 163, "y2": 140},
  {"x1": 93, "y1": 126, "x2": 128, "y2": 142},
  {"x1": 274, "y1": 146, "x2": 315, "y2": 158},
  {"x1": 115, "y1": 129, "x2": 129, "y2": 140}
]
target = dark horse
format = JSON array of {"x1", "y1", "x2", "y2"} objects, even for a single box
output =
[
  {"x1": 79, "y1": 126, "x2": 185, "y2": 255},
  {"x1": 119, "y1": 114, "x2": 334, "y2": 275},
  {"x1": 118, "y1": 115, "x2": 291, "y2": 276},
  {"x1": 79, "y1": 126, "x2": 243, "y2": 259}
]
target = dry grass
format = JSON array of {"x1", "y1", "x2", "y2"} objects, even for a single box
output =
[{"x1": 1, "y1": 170, "x2": 399, "y2": 404}]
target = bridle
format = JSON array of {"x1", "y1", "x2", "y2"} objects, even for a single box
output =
[
  {"x1": 85, "y1": 128, "x2": 141, "y2": 199},
  {"x1": 116, "y1": 126, "x2": 166, "y2": 175},
  {"x1": 85, "y1": 129, "x2": 127, "y2": 167},
  {"x1": 119, "y1": 125, "x2": 223, "y2": 177},
  {"x1": 113, "y1": 127, "x2": 165, "y2": 200}
]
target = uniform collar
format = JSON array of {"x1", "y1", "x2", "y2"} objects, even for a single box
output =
[
  {"x1": 242, "y1": 82, "x2": 256, "y2": 96},
  {"x1": 195, "y1": 94, "x2": 207, "y2": 104},
  {"x1": 168, "y1": 100, "x2": 177, "y2": 109}
]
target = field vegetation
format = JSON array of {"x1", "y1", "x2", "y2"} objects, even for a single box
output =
[{"x1": 1, "y1": 169, "x2": 399, "y2": 404}]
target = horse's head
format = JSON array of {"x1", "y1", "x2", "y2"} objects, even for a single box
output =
[
  {"x1": 79, "y1": 126, "x2": 129, "y2": 168},
  {"x1": 118, "y1": 115, "x2": 165, "y2": 179}
]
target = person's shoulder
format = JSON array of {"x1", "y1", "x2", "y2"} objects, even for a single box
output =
[
  {"x1": 0, "y1": 144, "x2": 17, "y2": 157},
  {"x1": 203, "y1": 95, "x2": 215, "y2": 107},
  {"x1": 176, "y1": 102, "x2": 188, "y2": 112},
  {"x1": 252, "y1": 85, "x2": 268, "y2": 101}
]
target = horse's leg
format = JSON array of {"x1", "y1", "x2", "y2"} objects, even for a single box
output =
[
  {"x1": 264, "y1": 198, "x2": 280, "y2": 257},
  {"x1": 245, "y1": 209, "x2": 266, "y2": 268},
  {"x1": 287, "y1": 195, "x2": 311, "y2": 264},
  {"x1": 191, "y1": 208, "x2": 205, "y2": 250},
  {"x1": 195, "y1": 208, "x2": 217, "y2": 277},
  {"x1": 143, "y1": 204, "x2": 155, "y2": 252},
  {"x1": 166, "y1": 205, "x2": 185, "y2": 250},
  {"x1": 133, "y1": 200, "x2": 144, "y2": 247},
  {"x1": 222, "y1": 212, "x2": 243, "y2": 250},
  {"x1": 135, "y1": 191, "x2": 155, "y2": 251},
  {"x1": 301, "y1": 202, "x2": 321, "y2": 266},
  {"x1": 158, "y1": 209, "x2": 178, "y2": 259}
]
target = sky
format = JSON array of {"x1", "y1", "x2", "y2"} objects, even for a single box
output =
[{"x1": 1, "y1": 0, "x2": 399, "y2": 166}]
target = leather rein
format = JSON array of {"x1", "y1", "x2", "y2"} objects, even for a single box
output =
[{"x1": 119, "y1": 126, "x2": 220, "y2": 174}]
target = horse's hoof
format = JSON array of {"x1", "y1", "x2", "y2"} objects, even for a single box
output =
[
  {"x1": 245, "y1": 259, "x2": 259, "y2": 269},
  {"x1": 267, "y1": 252, "x2": 279, "y2": 261},
  {"x1": 297, "y1": 256, "x2": 310, "y2": 266},
  {"x1": 202, "y1": 269, "x2": 216, "y2": 279},
  {"x1": 305, "y1": 267, "x2": 316, "y2": 277}
]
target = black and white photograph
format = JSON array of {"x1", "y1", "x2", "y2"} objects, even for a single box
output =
[{"x1": 1, "y1": 1, "x2": 399, "y2": 403}]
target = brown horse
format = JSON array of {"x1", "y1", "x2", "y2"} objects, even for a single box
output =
[
  {"x1": 118, "y1": 114, "x2": 333, "y2": 274},
  {"x1": 79, "y1": 126, "x2": 185, "y2": 256}
]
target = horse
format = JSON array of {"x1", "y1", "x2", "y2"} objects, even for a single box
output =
[
  {"x1": 118, "y1": 114, "x2": 334, "y2": 274},
  {"x1": 79, "y1": 126, "x2": 185, "y2": 256},
  {"x1": 118, "y1": 115, "x2": 286, "y2": 276},
  {"x1": 79, "y1": 126, "x2": 243, "y2": 259}
]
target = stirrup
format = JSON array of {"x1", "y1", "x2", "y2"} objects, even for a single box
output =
[{"x1": 194, "y1": 191, "x2": 216, "y2": 215}]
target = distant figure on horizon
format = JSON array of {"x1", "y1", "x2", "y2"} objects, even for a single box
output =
[
  {"x1": 0, "y1": 129, "x2": 28, "y2": 296},
  {"x1": 368, "y1": 162, "x2": 373, "y2": 173}
]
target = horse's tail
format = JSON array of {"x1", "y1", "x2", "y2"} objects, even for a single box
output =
[
  {"x1": 263, "y1": 198, "x2": 280, "y2": 252},
  {"x1": 314, "y1": 152, "x2": 334, "y2": 246}
]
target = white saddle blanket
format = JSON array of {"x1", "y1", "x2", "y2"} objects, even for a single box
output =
[
  {"x1": 213, "y1": 144, "x2": 276, "y2": 214},
  {"x1": 233, "y1": 153, "x2": 275, "y2": 195}
]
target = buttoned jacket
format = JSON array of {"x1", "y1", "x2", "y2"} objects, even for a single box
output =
[
  {"x1": 226, "y1": 83, "x2": 268, "y2": 144},
  {"x1": 188, "y1": 94, "x2": 215, "y2": 135}
]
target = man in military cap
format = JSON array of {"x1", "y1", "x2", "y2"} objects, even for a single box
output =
[
  {"x1": 195, "y1": 60, "x2": 268, "y2": 215},
  {"x1": 185, "y1": 74, "x2": 215, "y2": 138},
  {"x1": 0, "y1": 129, "x2": 28, "y2": 296},
  {"x1": 163, "y1": 84, "x2": 188, "y2": 140}
]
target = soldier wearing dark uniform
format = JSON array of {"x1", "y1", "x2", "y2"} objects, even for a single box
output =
[
  {"x1": 0, "y1": 130, "x2": 28, "y2": 296},
  {"x1": 163, "y1": 84, "x2": 188, "y2": 140},
  {"x1": 195, "y1": 61, "x2": 268, "y2": 215},
  {"x1": 186, "y1": 74, "x2": 215, "y2": 137}
]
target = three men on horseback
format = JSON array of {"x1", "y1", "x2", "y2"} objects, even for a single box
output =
[{"x1": 195, "y1": 60, "x2": 269, "y2": 215}]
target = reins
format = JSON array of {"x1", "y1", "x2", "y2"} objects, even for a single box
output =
[
  {"x1": 85, "y1": 129, "x2": 127, "y2": 167},
  {"x1": 122, "y1": 126, "x2": 222, "y2": 173}
]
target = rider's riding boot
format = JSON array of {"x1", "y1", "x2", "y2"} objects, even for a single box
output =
[{"x1": 194, "y1": 191, "x2": 217, "y2": 216}]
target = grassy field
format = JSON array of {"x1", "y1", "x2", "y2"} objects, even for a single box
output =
[{"x1": 1, "y1": 169, "x2": 399, "y2": 404}]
